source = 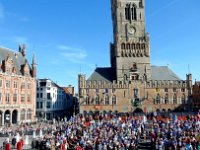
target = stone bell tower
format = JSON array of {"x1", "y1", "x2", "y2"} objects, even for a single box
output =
[{"x1": 110, "y1": 0, "x2": 151, "y2": 82}]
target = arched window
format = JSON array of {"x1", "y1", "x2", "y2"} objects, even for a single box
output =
[
  {"x1": 131, "y1": 4, "x2": 137, "y2": 20},
  {"x1": 125, "y1": 4, "x2": 131, "y2": 20},
  {"x1": 95, "y1": 95, "x2": 100, "y2": 105},
  {"x1": 105, "y1": 94, "x2": 109, "y2": 105},
  {"x1": 156, "y1": 93, "x2": 160, "y2": 104},
  {"x1": 173, "y1": 93, "x2": 177, "y2": 104},
  {"x1": 126, "y1": 43, "x2": 131, "y2": 49},
  {"x1": 165, "y1": 93, "x2": 169, "y2": 104},
  {"x1": 131, "y1": 43, "x2": 135, "y2": 49},
  {"x1": 136, "y1": 43, "x2": 140, "y2": 49},
  {"x1": 86, "y1": 95, "x2": 90, "y2": 105},
  {"x1": 27, "y1": 109, "x2": 32, "y2": 120},
  {"x1": 112, "y1": 95, "x2": 117, "y2": 105},
  {"x1": 141, "y1": 44, "x2": 145, "y2": 49},
  {"x1": 20, "y1": 109, "x2": 25, "y2": 121},
  {"x1": 121, "y1": 43, "x2": 125, "y2": 50}
]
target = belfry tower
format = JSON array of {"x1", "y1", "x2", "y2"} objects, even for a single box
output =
[{"x1": 110, "y1": 0, "x2": 151, "y2": 82}]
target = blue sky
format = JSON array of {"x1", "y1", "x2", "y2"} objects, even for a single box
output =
[{"x1": 0, "y1": 0, "x2": 200, "y2": 92}]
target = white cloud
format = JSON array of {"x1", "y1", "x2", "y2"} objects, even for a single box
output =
[{"x1": 58, "y1": 45, "x2": 87, "y2": 63}]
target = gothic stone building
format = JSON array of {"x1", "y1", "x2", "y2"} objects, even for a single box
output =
[
  {"x1": 78, "y1": 0, "x2": 192, "y2": 114},
  {"x1": 0, "y1": 44, "x2": 36, "y2": 125},
  {"x1": 192, "y1": 81, "x2": 200, "y2": 110}
]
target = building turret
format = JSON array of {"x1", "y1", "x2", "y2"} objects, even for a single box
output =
[
  {"x1": 78, "y1": 74, "x2": 86, "y2": 97},
  {"x1": 32, "y1": 54, "x2": 36, "y2": 78},
  {"x1": 22, "y1": 44, "x2": 26, "y2": 57},
  {"x1": 18, "y1": 45, "x2": 22, "y2": 52},
  {"x1": 186, "y1": 74, "x2": 192, "y2": 96}
]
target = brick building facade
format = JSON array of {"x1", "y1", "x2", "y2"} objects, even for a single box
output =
[
  {"x1": 78, "y1": 0, "x2": 192, "y2": 114},
  {"x1": 0, "y1": 44, "x2": 36, "y2": 125}
]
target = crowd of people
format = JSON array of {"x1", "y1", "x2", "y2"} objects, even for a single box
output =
[{"x1": 1, "y1": 111, "x2": 200, "y2": 150}]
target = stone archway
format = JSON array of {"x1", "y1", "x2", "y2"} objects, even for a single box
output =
[
  {"x1": 162, "y1": 109, "x2": 166, "y2": 113},
  {"x1": 12, "y1": 110, "x2": 18, "y2": 124},
  {"x1": 134, "y1": 108, "x2": 144, "y2": 113},
  {"x1": 4, "y1": 110, "x2": 10, "y2": 124},
  {"x1": 156, "y1": 109, "x2": 160, "y2": 113}
]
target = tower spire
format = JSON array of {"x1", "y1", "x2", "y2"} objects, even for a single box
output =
[{"x1": 32, "y1": 53, "x2": 37, "y2": 78}]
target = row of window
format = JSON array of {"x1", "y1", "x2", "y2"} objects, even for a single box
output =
[
  {"x1": 20, "y1": 109, "x2": 32, "y2": 120},
  {"x1": 86, "y1": 88, "x2": 116, "y2": 94},
  {"x1": 36, "y1": 101, "x2": 65, "y2": 109},
  {"x1": 121, "y1": 43, "x2": 145, "y2": 50},
  {"x1": 154, "y1": 93, "x2": 186, "y2": 104},
  {"x1": 85, "y1": 95, "x2": 117, "y2": 105},
  {"x1": 157, "y1": 88, "x2": 185, "y2": 93},
  {"x1": 0, "y1": 92, "x2": 31, "y2": 103},
  {"x1": 37, "y1": 92, "x2": 65, "y2": 100},
  {"x1": 85, "y1": 88, "x2": 185, "y2": 95},
  {"x1": 0, "y1": 80, "x2": 31, "y2": 89}
]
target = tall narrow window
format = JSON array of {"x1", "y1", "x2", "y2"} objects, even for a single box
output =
[
  {"x1": 131, "y1": 43, "x2": 135, "y2": 49},
  {"x1": 27, "y1": 94, "x2": 31, "y2": 102},
  {"x1": 6, "y1": 80, "x2": 10, "y2": 88},
  {"x1": 156, "y1": 93, "x2": 160, "y2": 104},
  {"x1": 21, "y1": 82, "x2": 25, "y2": 89},
  {"x1": 182, "y1": 94, "x2": 186, "y2": 104},
  {"x1": 173, "y1": 93, "x2": 177, "y2": 104},
  {"x1": 27, "y1": 109, "x2": 32, "y2": 120},
  {"x1": 21, "y1": 109, "x2": 25, "y2": 121},
  {"x1": 121, "y1": 43, "x2": 125, "y2": 49},
  {"x1": 0, "y1": 92, "x2": 2, "y2": 102},
  {"x1": 0, "y1": 80, "x2": 2, "y2": 87},
  {"x1": 165, "y1": 93, "x2": 169, "y2": 104},
  {"x1": 27, "y1": 83, "x2": 31, "y2": 89},
  {"x1": 37, "y1": 102, "x2": 39, "y2": 109},
  {"x1": 124, "y1": 91, "x2": 126, "y2": 98},
  {"x1": 131, "y1": 4, "x2": 137, "y2": 20},
  {"x1": 95, "y1": 95, "x2": 100, "y2": 105},
  {"x1": 6, "y1": 93, "x2": 10, "y2": 103},
  {"x1": 86, "y1": 95, "x2": 90, "y2": 105},
  {"x1": 134, "y1": 89, "x2": 139, "y2": 98},
  {"x1": 13, "y1": 81, "x2": 18, "y2": 88},
  {"x1": 105, "y1": 94, "x2": 109, "y2": 105},
  {"x1": 125, "y1": 4, "x2": 131, "y2": 20},
  {"x1": 21, "y1": 94, "x2": 25, "y2": 102},
  {"x1": 126, "y1": 43, "x2": 131, "y2": 49},
  {"x1": 13, "y1": 92, "x2": 17, "y2": 102},
  {"x1": 112, "y1": 95, "x2": 117, "y2": 105}
]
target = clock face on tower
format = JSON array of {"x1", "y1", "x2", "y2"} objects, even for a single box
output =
[{"x1": 128, "y1": 26, "x2": 136, "y2": 35}]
